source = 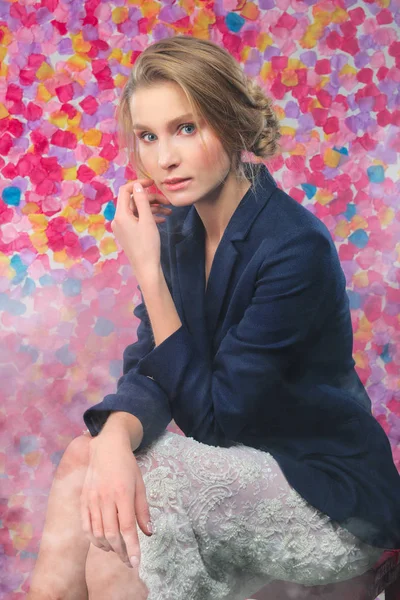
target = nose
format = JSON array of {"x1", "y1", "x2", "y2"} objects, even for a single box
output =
[{"x1": 157, "y1": 139, "x2": 180, "y2": 171}]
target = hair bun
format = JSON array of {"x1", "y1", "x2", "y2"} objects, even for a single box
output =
[{"x1": 245, "y1": 76, "x2": 282, "y2": 159}]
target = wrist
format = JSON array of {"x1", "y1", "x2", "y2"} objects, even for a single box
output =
[
  {"x1": 98, "y1": 412, "x2": 144, "y2": 451},
  {"x1": 137, "y1": 265, "x2": 164, "y2": 290}
]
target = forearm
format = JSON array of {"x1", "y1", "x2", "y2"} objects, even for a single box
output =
[
  {"x1": 138, "y1": 266, "x2": 183, "y2": 347},
  {"x1": 93, "y1": 269, "x2": 181, "y2": 450},
  {"x1": 98, "y1": 411, "x2": 144, "y2": 451}
]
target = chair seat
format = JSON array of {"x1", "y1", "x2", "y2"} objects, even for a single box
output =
[{"x1": 247, "y1": 549, "x2": 400, "y2": 599}]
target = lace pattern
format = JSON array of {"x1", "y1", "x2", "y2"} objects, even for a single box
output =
[{"x1": 133, "y1": 431, "x2": 384, "y2": 600}]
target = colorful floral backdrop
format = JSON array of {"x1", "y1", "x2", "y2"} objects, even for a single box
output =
[{"x1": 0, "y1": 0, "x2": 399, "y2": 596}]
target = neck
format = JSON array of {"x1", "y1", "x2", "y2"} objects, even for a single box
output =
[{"x1": 196, "y1": 173, "x2": 251, "y2": 247}]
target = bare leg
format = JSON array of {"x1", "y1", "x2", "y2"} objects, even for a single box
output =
[
  {"x1": 85, "y1": 543, "x2": 149, "y2": 600},
  {"x1": 27, "y1": 434, "x2": 92, "y2": 600}
]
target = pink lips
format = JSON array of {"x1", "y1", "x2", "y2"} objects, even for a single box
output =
[
  {"x1": 164, "y1": 178, "x2": 192, "y2": 190},
  {"x1": 164, "y1": 178, "x2": 188, "y2": 184}
]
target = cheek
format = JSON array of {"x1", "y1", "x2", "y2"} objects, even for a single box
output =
[
  {"x1": 136, "y1": 148, "x2": 157, "y2": 175},
  {"x1": 193, "y1": 151, "x2": 212, "y2": 170},
  {"x1": 138, "y1": 145, "x2": 152, "y2": 163},
  {"x1": 193, "y1": 138, "x2": 224, "y2": 170}
]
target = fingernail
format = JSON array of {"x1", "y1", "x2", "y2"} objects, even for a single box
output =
[
  {"x1": 134, "y1": 182, "x2": 143, "y2": 193},
  {"x1": 147, "y1": 521, "x2": 153, "y2": 534},
  {"x1": 130, "y1": 555, "x2": 139, "y2": 568}
]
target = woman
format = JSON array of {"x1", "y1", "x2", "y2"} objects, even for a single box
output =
[{"x1": 28, "y1": 35, "x2": 400, "y2": 600}]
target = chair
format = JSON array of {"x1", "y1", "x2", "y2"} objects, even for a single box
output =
[{"x1": 247, "y1": 549, "x2": 400, "y2": 599}]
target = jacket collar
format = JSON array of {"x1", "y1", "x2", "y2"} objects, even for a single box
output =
[{"x1": 172, "y1": 163, "x2": 277, "y2": 355}]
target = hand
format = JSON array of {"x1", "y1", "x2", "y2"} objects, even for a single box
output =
[
  {"x1": 80, "y1": 430, "x2": 153, "y2": 570},
  {"x1": 111, "y1": 178, "x2": 172, "y2": 278}
]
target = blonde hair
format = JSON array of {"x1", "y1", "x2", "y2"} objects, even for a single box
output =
[{"x1": 116, "y1": 35, "x2": 282, "y2": 186}]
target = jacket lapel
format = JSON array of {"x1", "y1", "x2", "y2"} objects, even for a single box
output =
[{"x1": 173, "y1": 164, "x2": 276, "y2": 355}]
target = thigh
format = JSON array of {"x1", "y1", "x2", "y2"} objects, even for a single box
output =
[
  {"x1": 85, "y1": 543, "x2": 148, "y2": 600},
  {"x1": 133, "y1": 432, "x2": 383, "y2": 600},
  {"x1": 132, "y1": 432, "x2": 284, "y2": 599},
  {"x1": 184, "y1": 438, "x2": 382, "y2": 589}
]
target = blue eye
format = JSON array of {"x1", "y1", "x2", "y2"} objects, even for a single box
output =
[
  {"x1": 181, "y1": 123, "x2": 196, "y2": 134},
  {"x1": 139, "y1": 123, "x2": 196, "y2": 142}
]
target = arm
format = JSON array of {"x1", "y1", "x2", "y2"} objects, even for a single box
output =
[
  {"x1": 139, "y1": 265, "x2": 183, "y2": 348},
  {"x1": 91, "y1": 271, "x2": 183, "y2": 451},
  {"x1": 132, "y1": 228, "x2": 338, "y2": 445},
  {"x1": 97, "y1": 411, "x2": 144, "y2": 451},
  {"x1": 83, "y1": 284, "x2": 174, "y2": 452}
]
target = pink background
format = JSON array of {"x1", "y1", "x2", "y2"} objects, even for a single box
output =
[{"x1": 0, "y1": 0, "x2": 399, "y2": 596}]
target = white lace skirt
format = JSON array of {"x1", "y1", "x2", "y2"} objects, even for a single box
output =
[{"x1": 133, "y1": 430, "x2": 385, "y2": 600}]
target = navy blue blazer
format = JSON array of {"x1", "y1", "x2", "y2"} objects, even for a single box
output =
[{"x1": 84, "y1": 163, "x2": 400, "y2": 550}]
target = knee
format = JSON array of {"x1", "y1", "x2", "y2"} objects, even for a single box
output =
[
  {"x1": 86, "y1": 544, "x2": 149, "y2": 600},
  {"x1": 55, "y1": 433, "x2": 92, "y2": 480}
]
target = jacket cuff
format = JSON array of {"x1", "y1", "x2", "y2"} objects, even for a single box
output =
[
  {"x1": 83, "y1": 375, "x2": 172, "y2": 452},
  {"x1": 136, "y1": 325, "x2": 198, "y2": 397}
]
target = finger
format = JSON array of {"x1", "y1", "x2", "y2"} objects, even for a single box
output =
[
  {"x1": 80, "y1": 494, "x2": 112, "y2": 551},
  {"x1": 87, "y1": 493, "x2": 114, "y2": 551},
  {"x1": 116, "y1": 180, "x2": 150, "y2": 216},
  {"x1": 150, "y1": 193, "x2": 172, "y2": 205},
  {"x1": 147, "y1": 205, "x2": 172, "y2": 216},
  {"x1": 131, "y1": 202, "x2": 172, "y2": 220},
  {"x1": 125, "y1": 186, "x2": 172, "y2": 219},
  {"x1": 102, "y1": 499, "x2": 133, "y2": 568},
  {"x1": 129, "y1": 199, "x2": 169, "y2": 219},
  {"x1": 117, "y1": 493, "x2": 141, "y2": 569},
  {"x1": 134, "y1": 470, "x2": 153, "y2": 537},
  {"x1": 147, "y1": 195, "x2": 172, "y2": 206},
  {"x1": 126, "y1": 179, "x2": 171, "y2": 202},
  {"x1": 132, "y1": 181, "x2": 154, "y2": 222},
  {"x1": 133, "y1": 177, "x2": 154, "y2": 187},
  {"x1": 127, "y1": 212, "x2": 167, "y2": 225},
  {"x1": 136, "y1": 177, "x2": 155, "y2": 185}
]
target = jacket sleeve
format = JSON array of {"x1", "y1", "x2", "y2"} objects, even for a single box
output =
[
  {"x1": 133, "y1": 229, "x2": 338, "y2": 446},
  {"x1": 83, "y1": 285, "x2": 173, "y2": 451}
]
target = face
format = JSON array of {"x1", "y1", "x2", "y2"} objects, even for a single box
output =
[{"x1": 129, "y1": 81, "x2": 233, "y2": 206}]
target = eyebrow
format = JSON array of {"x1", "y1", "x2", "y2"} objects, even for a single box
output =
[{"x1": 132, "y1": 113, "x2": 195, "y2": 130}]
